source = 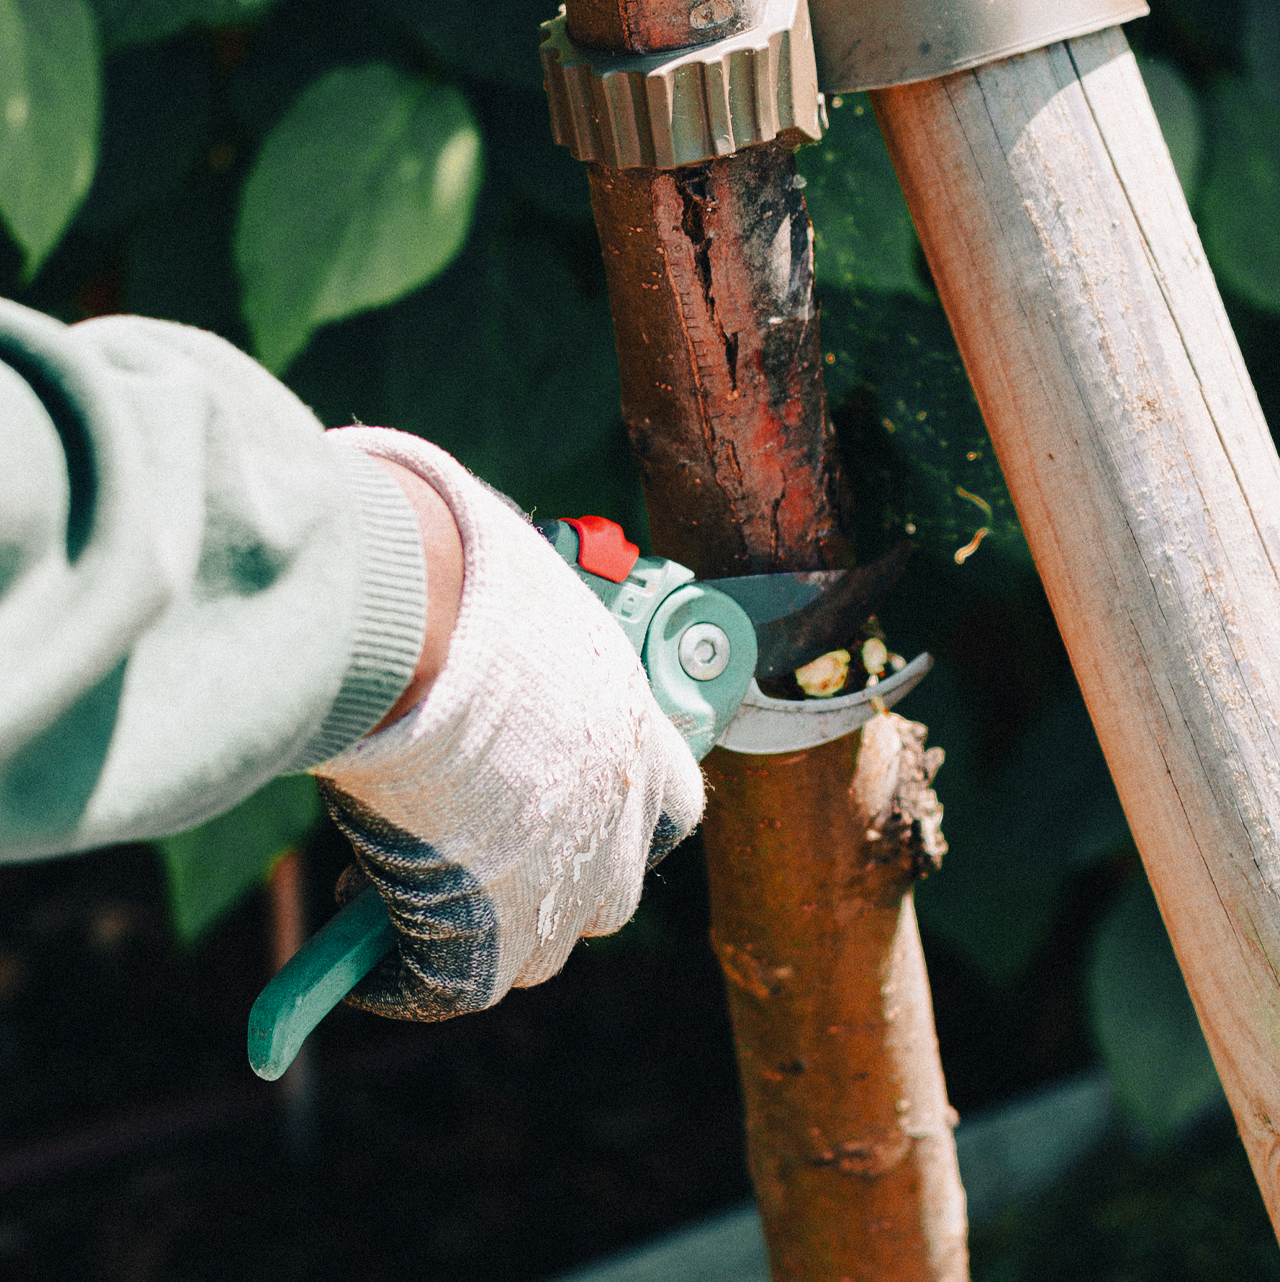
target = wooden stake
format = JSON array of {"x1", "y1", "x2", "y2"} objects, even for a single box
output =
[{"x1": 873, "y1": 26, "x2": 1280, "y2": 1235}]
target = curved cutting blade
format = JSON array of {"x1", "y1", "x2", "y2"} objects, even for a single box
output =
[
  {"x1": 707, "y1": 568, "x2": 846, "y2": 627},
  {"x1": 713, "y1": 542, "x2": 910, "y2": 679},
  {"x1": 716, "y1": 652, "x2": 932, "y2": 754}
]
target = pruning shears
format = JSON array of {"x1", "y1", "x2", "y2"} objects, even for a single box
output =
[{"x1": 247, "y1": 516, "x2": 930, "y2": 1080}]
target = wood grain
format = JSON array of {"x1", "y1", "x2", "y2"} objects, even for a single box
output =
[{"x1": 873, "y1": 26, "x2": 1280, "y2": 1231}]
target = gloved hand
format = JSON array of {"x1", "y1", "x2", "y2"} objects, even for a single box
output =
[{"x1": 311, "y1": 428, "x2": 705, "y2": 1021}]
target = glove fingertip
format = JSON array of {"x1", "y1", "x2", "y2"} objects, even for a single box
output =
[
  {"x1": 335, "y1": 861, "x2": 372, "y2": 906},
  {"x1": 646, "y1": 809, "x2": 690, "y2": 870}
]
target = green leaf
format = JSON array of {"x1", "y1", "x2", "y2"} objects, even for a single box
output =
[
  {"x1": 1138, "y1": 56, "x2": 1205, "y2": 197},
  {"x1": 1201, "y1": 76, "x2": 1280, "y2": 314},
  {"x1": 374, "y1": 217, "x2": 621, "y2": 499},
  {"x1": 1088, "y1": 877, "x2": 1225, "y2": 1142},
  {"x1": 0, "y1": 0, "x2": 99, "y2": 277},
  {"x1": 88, "y1": 0, "x2": 278, "y2": 50},
  {"x1": 237, "y1": 63, "x2": 483, "y2": 373},
  {"x1": 796, "y1": 93, "x2": 928, "y2": 300},
  {"x1": 157, "y1": 774, "x2": 321, "y2": 943},
  {"x1": 282, "y1": 208, "x2": 635, "y2": 521}
]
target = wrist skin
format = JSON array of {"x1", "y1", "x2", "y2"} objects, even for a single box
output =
[{"x1": 368, "y1": 456, "x2": 465, "y2": 733}]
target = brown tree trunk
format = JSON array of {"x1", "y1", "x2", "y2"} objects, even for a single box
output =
[
  {"x1": 703, "y1": 718, "x2": 967, "y2": 1281},
  {"x1": 587, "y1": 144, "x2": 837, "y2": 579},
  {"x1": 566, "y1": 3, "x2": 970, "y2": 1275}
]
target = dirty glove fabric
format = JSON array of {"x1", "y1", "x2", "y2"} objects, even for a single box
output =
[{"x1": 314, "y1": 428, "x2": 705, "y2": 1020}]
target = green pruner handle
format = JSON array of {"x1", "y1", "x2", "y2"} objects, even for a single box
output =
[
  {"x1": 247, "y1": 515, "x2": 749, "y2": 1080},
  {"x1": 248, "y1": 885, "x2": 395, "y2": 1080}
]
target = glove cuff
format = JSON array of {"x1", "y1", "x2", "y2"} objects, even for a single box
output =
[
  {"x1": 289, "y1": 437, "x2": 427, "y2": 769},
  {"x1": 316, "y1": 426, "x2": 539, "y2": 752}
]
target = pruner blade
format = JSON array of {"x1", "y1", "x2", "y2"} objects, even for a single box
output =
[
  {"x1": 717, "y1": 653, "x2": 933, "y2": 754},
  {"x1": 710, "y1": 542, "x2": 911, "y2": 679}
]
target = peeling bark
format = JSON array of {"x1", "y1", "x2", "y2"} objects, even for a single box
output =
[{"x1": 587, "y1": 145, "x2": 839, "y2": 578}]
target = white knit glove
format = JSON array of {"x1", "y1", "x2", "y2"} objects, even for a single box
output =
[{"x1": 311, "y1": 428, "x2": 705, "y2": 1021}]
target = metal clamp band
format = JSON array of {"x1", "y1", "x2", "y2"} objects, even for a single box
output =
[
  {"x1": 541, "y1": 0, "x2": 824, "y2": 170},
  {"x1": 810, "y1": 0, "x2": 1150, "y2": 93}
]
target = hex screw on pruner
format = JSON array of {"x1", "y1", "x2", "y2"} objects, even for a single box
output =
[{"x1": 679, "y1": 623, "x2": 732, "y2": 680}]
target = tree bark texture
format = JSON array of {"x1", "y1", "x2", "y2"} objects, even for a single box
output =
[
  {"x1": 571, "y1": 2, "x2": 971, "y2": 1267},
  {"x1": 567, "y1": 0, "x2": 766, "y2": 55},
  {"x1": 873, "y1": 26, "x2": 1280, "y2": 1236},
  {"x1": 702, "y1": 717, "x2": 967, "y2": 1281},
  {"x1": 588, "y1": 144, "x2": 838, "y2": 579}
]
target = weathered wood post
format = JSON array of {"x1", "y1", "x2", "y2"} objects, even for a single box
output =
[
  {"x1": 544, "y1": 1, "x2": 970, "y2": 1277},
  {"x1": 871, "y1": 26, "x2": 1280, "y2": 1238}
]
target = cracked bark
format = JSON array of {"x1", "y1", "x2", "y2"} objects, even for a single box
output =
[{"x1": 588, "y1": 144, "x2": 839, "y2": 578}]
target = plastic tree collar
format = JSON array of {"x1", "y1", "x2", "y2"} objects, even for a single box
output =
[
  {"x1": 541, "y1": 0, "x2": 823, "y2": 169},
  {"x1": 543, "y1": 0, "x2": 1149, "y2": 170},
  {"x1": 810, "y1": 0, "x2": 1149, "y2": 92}
]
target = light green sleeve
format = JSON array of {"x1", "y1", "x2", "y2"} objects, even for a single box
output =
[{"x1": 0, "y1": 301, "x2": 427, "y2": 862}]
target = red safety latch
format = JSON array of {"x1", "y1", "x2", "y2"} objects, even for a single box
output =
[{"x1": 561, "y1": 516, "x2": 640, "y2": 583}]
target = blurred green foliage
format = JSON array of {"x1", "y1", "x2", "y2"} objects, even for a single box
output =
[
  {"x1": 798, "y1": 93, "x2": 928, "y2": 301},
  {"x1": 0, "y1": 0, "x2": 98, "y2": 277},
  {"x1": 237, "y1": 62, "x2": 482, "y2": 371},
  {"x1": 1138, "y1": 54, "x2": 1204, "y2": 190},
  {"x1": 1089, "y1": 877, "x2": 1225, "y2": 1142},
  {"x1": 156, "y1": 774, "x2": 320, "y2": 943},
  {"x1": 1202, "y1": 76, "x2": 1280, "y2": 312},
  {"x1": 4, "y1": 0, "x2": 1280, "y2": 1261},
  {"x1": 88, "y1": 0, "x2": 279, "y2": 51}
]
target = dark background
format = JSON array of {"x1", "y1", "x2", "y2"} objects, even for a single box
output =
[{"x1": 3, "y1": 0, "x2": 1280, "y2": 1277}]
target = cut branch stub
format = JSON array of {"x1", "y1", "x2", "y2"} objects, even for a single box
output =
[{"x1": 566, "y1": 0, "x2": 767, "y2": 54}]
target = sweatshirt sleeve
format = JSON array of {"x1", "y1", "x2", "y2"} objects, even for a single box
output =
[{"x1": 0, "y1": 301, "x2": 426, "y2": 863}]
